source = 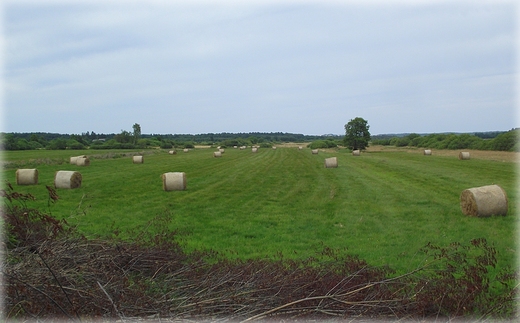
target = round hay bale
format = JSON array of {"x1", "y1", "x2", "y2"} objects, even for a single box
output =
[
  {"x1": 162, "y1": 172, "x2": 186, "y2": 191},
  {"x1": 460, "y1": 184, "x2": 508, "y2": 217},
  {"x1": 352, "y1": 150, "x2": 360, "y2": 156},
  {"x1": 54, "y1": 171, "x2": 82, "y2": 189},
  {"x1": 70, "y1": 155, "x2": 86, "y2": 165},
  {"x1": 219, "y1": 148, "x2": 225, "y2": 153},
  {"x1": 168, "y1": 150, "x2": 177, "y2": 155},
  {"x1": 183, "y1": 148, "x2": 189, "y2": 153},
  {"x1": 240, "y1": 146, "x2": 246, "y2": 150},
  {"x1": 16, "y1": 169, "x2": 38, "y2": 185},
  {"x1": 459, "y1": 152, "x2": 470, "y2": 160},
  {"x1": 234, "y1": 146, "x2": 238, "y2": 149},
  {"x1": 424, "y1": 149, "x2": 432, "y2": 155},
  {"x1": 298, "y1": 146, "x2": 303, "y2": 150},
  {"x1": 213, "y1": 151, "x2": 222, "y2": 157},
  {"x1": 324, "y1": 157, "x2": 338, "y2": 168},
  {"x1": 252, "y1": 147, "x2": 258, "y2": 153},
  {"x1": 312, "y1": 149, "x2": 318, "y2": 154},
  {"x1": 133, "y1": 156, "x2": 144, "y2": 164},
  {"x1": 76, "y1": 157, "x2": 90, "y2": 166},
  {"x1": 272, "y1": 146, "x2": 277, "y2": 150}
]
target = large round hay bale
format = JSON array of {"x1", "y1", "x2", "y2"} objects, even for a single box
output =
[
  {"x1": 252, "y1": 147, "x2": 258, "y2": 153},
  {"x1": 311, "y1": 149, "x2": 318, "y2": 154},
  {"x1": 460, "y1": 184, "x2": 508, "y2": 217},
  {"x1": 213, "y1": 151, "x2": 222, "y2": 157},
  {"x1": 162, "y1": 172, "x2": 186, "y2": 191},
  {"x1": 54, "y1": 171, "x2": 82, "y2": 189},
  {"x1": 424, "y1": 149, "x2": 432, "y2": 155},
  {"x1": 16, "y1": 169, "x2": 38, "y2": 185},
  {"x1": 70, "y1": 155, "x2": 86, "y2": 165},
  {"x1": 459, "y1": 152, "x2": 470, "y2": 160},
  {"x1": 133, "y1": 156, "x2": 144, "y2": 164},
  {"x1": 352, "y1": 150, "x2": 360, "y2": 156},
  {"x1": 76, "y1": 157, "x2": 90, "y2": 166},
  {"x1": 324, "y1": 157, "x2": 338, "y2": 168},
  {"x1": 168, "y1": 150, "x2": 177, "y2": 155}
]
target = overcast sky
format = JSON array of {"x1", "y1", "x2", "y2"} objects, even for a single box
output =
[{"x1": 2, "y1": 0, "x2": 518, "y2": 136}]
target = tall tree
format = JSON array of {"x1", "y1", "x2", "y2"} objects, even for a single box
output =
[
  {"x1": 132, "y1": 123, "x2": 141, "y2": 145},
  {"x1": 344, "y1": 117, "x2": 371, "y2": 151}
]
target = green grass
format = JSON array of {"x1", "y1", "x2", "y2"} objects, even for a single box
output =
[{"x1": 1, "y1": 147, "x2": 517, "y2": 274}]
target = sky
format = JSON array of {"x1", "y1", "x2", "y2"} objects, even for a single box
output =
[{"x1": 2, "y1": 0, "x2": 518, "y2": 136}]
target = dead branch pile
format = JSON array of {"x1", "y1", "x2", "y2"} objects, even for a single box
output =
[{"x1": 2, "y1": 183, "x2": 517, "y2": 322}]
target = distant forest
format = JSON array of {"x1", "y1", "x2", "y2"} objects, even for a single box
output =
[
  {"x1": 0, "y1": 131, "x2": 342, "y2": 151},
  {"x1": 1, "y1": 129, "x2": 517, "y2": 151}
]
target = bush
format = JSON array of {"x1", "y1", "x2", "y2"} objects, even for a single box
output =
[{"x1": 308, "y1": 140, "x2": 337, "y2": 149}]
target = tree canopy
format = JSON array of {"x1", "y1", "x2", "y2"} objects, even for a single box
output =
[{"x1": 344, "y1": 117, "x2": 371, "y2": 151}]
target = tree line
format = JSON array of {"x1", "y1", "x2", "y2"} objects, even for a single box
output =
[
  {"x1": 0, "y1": 128, "x2": 342, "y2": 151},
  {"x1": 371, "y1": 129, "x2": 519, "y2": 152}
]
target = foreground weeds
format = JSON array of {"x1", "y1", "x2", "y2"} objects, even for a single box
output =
[{"x1": 1, "y1": 182, "x2": 518, "y2": 322}]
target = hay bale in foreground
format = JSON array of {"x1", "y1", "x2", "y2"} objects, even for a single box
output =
[
  {"x1": 16, "y1": 169, "x2": 38, "y2": 185},
  {"x1": 133, "y1": 156, "x2": 144, "y2": 164},
  {"x1": 460, "y1": 184, "x2": 508, "y2": 217},
  {"x1": 76, "y1": 157, "x2": 90, "y2": 166},
  {"x1": 459, "y1": 152, "x2": 470, "y2": 160},
  {"x1": 252, "y1": 147, "x2": 258, "y2": 153},
  {"x1": 162, "y1": 172, "x2": 186, "y2": 191},
  {"x1": 312, "y1": 149, "x2": 318, "y2": 155},
  {"x1": 54, "y1": 171, "x2": 82, "y2": 189},
  {"x1": 213, "y1": 151, "x2": 222, "y2": 157},
  {"x1": 324, "y1": 157, "x2": 338, "y2": 168},
  {"x1": 424, "y1": 149, "x2": 432, "y2": 155},
  {"x1": 352, "y1": 150, "x2": 360, "y2": 156}
]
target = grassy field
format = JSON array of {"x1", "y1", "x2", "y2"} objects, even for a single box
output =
[{"x1": 1, "y1": 146, "x2": 517, "y2": 274}]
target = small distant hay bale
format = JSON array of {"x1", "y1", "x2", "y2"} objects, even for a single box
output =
[
  {"x1": 312, "y1": 149, "x2": 318, "y2": 154},
  {"x1": 162, "y1": 172, "x2": 186, "y2": 191},
  {"x1": 70, "y1": 155, "x2": 86, "y2": 165},
  {"x1": 234, "y1": 146, "x2": 238, "y2": 149},
  {"x1": 133, "y1": 156, "x2": 144, "y2": 164},
  {"x1": 252, "y1": 147, "x2": 258, "y2": 153},
  {"x1": 54, "y1": 171, "x2": 82, "y2": 189},
  {"x1": 298, "y1": 146, "x2": 303, "y2": 150},
  {"x1": 168, "y1": 150, "x2": 177, "y2": 155},
  {"x1": 459, "y1": 152, "x2": 470, "y2": 160},
  {"x1": 183, "y1": 148, "x2": 189, "y2": 153},
  {"x1": 76, "y1": 157, "x2": 90, "y2": 166},
  {"x1": 352, "y1": 150, "x2": 360, "y2": 156},
  {"x1": 16, "y1": 169, "x2": 38, "y2": 185},
  {"x1": 324, "y1": 157, "x2": 338, "y2": 168},
  {"x1": 240, "y1": 146, "x2": 246, "y2": 150},
  {"x1": 424, "y1": 149, "x2": 432, "y2": 155},
  {"x1": 460, "y1": 184, "x2": 508, "y2": 217},
  {"x1": 219, "y1": 148, "x2": 225, "y2": 153},
  {"x1": 272, "y1": 146, "x2": 277, "y2": 150},
  {"x1": 213, "y1": 151, "x2": 222, "y2": 157}
]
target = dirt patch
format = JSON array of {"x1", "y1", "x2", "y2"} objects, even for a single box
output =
[{"x1": 367, "y1": 145, "x2": 519, "y2": 163}]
